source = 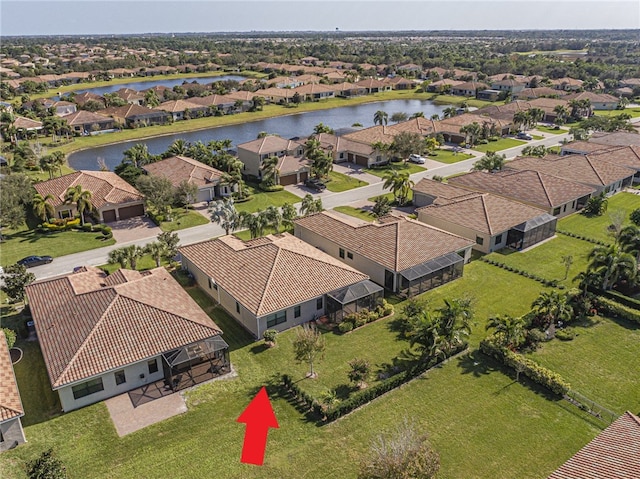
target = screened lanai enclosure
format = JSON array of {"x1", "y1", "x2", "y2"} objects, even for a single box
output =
[
  {"x1": 162, "y1": 336, "x2": 230, "y2": 391},
  {"x1": 398, "y1": 252, "x2": 464, "y2": 297},
  {"x1": 506, "y1": 213, "x2": 557, "y2": 251},
  {"x1": 326, "y1": 280, "x2": 384, "y2": 322}
]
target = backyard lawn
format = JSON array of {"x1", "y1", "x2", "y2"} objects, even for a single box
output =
[
  {"x1": 332, "y1": 205, "x2": 375, "y2": 222},
  {"x1": 159, "y1": 208, "x2": 209, "y2": 232},
  {"x1": 557, "y1": 192, "x2": 640, "y2": 243},
  {"x1": 427, "y1": 149, "x2": 474, "y2": 164},
  {"x1": 233, "y1": 187, "x2": 301, "y2": 214},
  {"x1": 593, "y1": 108, "x2": 640, "y2": 118},
  {"x1": 324, "y1": 171, "x2": 367, "y2": 192},
  {"x1": 536, "y1": 125, "x2": 568, "y2": 135},
  {"x1": 364, "y1": 161, "x2": 426, "y2": 178},
  {"x1": 473, "y1": 138, "x2": 526, "y2": 153}
]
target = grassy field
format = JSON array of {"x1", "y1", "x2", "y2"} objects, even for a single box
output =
[
  {"x1": 557, "y1": 192, "x2": 640, "y2": 243},
  {"x1": 472, "y1": 138, "x2": 526, "y2": 153},
  {"x1": 536, "y1": 125, "x2": 568, "y2": 135},
  {"x1": 159, "y1": 208, "x2": 209, "y2": 232},
  {"x1": 332, "y1": 205, "x2": 376, "y2": 222},
  {"x1": 529, "y1": 315, "x2": 640, "y2": 414},
  {"x1": 428, "y1": 149, "x2": 474, "y2": 164},
  {"x1": 233, "y1": 187, "x2": 301, "y2": 214},
  {"x1": 368, "y1": 190, "x2": 414, "y2": 204},
  {"x1": 324, "y1": 171, "x2": 368, "y2": 192},
  {"x1": 364, "y1": 161, "x2": 426, "y2": 178},
  {"x1": 233, "y1": 226, "x2": 292, "y2": 241},
  {"x1": 428, "y1": 94, "x2": 496, "y2": 109},
  {"x1": 593, "y1": 108, "x2": 640, "y2": 118}
]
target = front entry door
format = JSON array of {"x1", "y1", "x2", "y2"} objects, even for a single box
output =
[{"x1": 384, "y1": 270, "x2": 395, "y2": 291}]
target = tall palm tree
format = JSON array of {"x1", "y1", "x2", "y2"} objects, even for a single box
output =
[
  {"x1": 64, "y1": 185, "x2": 93, "y2": 225},
  {"x1": 618, "y1": 225, "x2": 640, "y2": 264},
  {"x1": 122, "y1": 245, "x2": 144, "y2": 270},
  {"x1": 459, "y1": 122, "x2": 482, "y2": 146},
  {"x1": 208, "y1": 197, "x2": 239, "y2": 235},
  {"x1": 108, "y1": 248, "x2": 129, "y2": 269},
  {"x1": 527, "y1": 107, "x2": 545, "y2": 128},
  {"x1": 436, "y1": 297, "x2": 474, "y2": 351},
  {"x1": 553, "y1": 105, "x2": 569, "y2": 126},
  {"x1": 442, "y1": 106, "x2": 458, "y2": 119},
  {"x1": 123, "y1": 143, "x2": 151, "y2": 168},
  {"x1": 32, "y1": 193, "x2": 55, "y2": 222},
  {"x1": 531, "y1": 290, "x2": 574, "y2": 329},
  {"x1": 513, "y1": 111, "x2": 529, "y2": 132},
  {"x1": 485, "y1": 314, "x2": 527, "y2": 349},
  {"x1": 261, "y1": 156, "x2": 279, "y2": 187},
  {"x1": 166, "y1": 138, "x2": 188, "y2": 157},
  {"x1": 144, "y1": 241, "x2": 168, "y2": 267},
  {"x1": 587, "y1": 244, "x2": 637, "y2": 290},
  {"x1": 264, "y1": 205, "x2": 283, "y2": 233},
  {"x1": 373, "y1": 110, "x2": 388, "y2": 126}
]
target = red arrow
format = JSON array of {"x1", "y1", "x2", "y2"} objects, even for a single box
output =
[{"x1": 236, "y1": 386, "x2": 279, "y2": 466}]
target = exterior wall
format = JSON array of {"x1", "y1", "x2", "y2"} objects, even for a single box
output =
[
  {"x1": 57, "y1": 357, "x2": 165, "y2": 412},
  {"x1": 416, "y1": 212, "x2": 502, "y2": 254},
  {"x1": 236, "y1": 148, "x2": 262, "y2": 177},
  {"x1": 0, "y1": 418, "x2": 26, "y2": 452},
  {"x1": 197, "y1": 186, "x2": 216, "y2": 203},
  {"x1": 551, "y1": 199, "x2": 581, "y2": 218},
  {"x1": 412, "y1": 191, "x2": 437, "y2": 208},
  {"x1": 256, "y1": 296, "x2": 324, "y2": 339},
  {"x1": 97, "y1": 200, "x2": 145, "y2": 222}
]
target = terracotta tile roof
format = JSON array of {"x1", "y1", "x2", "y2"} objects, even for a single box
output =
[
  {"x1": 0, "y1": 330, "x2": 24, "y2": 422},
  {"x1": 313, "y1": 133, "x2": 373, "y2": 156},
  {"x1": 507, "y1": 154, "x2": 635, "y2": 188},
  {"x1": 547, "y1": 411, "x2": 640, "y2": 479},
  {"x1": 33, "y1": 171, "x2": 144, "y2": 209},
  {"x1": 187, "y1": 94, "x2": 235, "y2": 107},
  {"x1": 417, "y1": 193, "x2": 548, "y2": 235},
  {"x1": 12, "y1": 116, "x2": 43, "y2": 130},
  {"x1": 590, "y1": 131, "x2": 640, "y2": 147},
  {"x1": 61, "y1": 110, "x2": 112, "y2": 126},
  {"x1": 565, "y1": 91, "x2": 618, "y2": 103},
  {"x1": 342, "y1": 125, "x2": 397, "y2": 145},
  {"x1": 237, "y1": 136, "x2": 303, "y2": 155},
  {"x1": 355, "y1": 78, "x2": 388, "y2": 89},
  {"x1": 561, "y1": 141, "x2": 618, "y2": 155},
  {"x1": 102, "y1": 104, "x2": 166, "y2": 119},
  {"x1": 26, "y1": 267, "x2": 222, "y2": 388},
  {"x1": 412, "y1": 178, "x2": 481, "y2": 205},
  {"x1": 143, "y1": 156, "x2": 223, "y2": 188},
  {"x1": 294, "y1": 212, "x2": 474, "y2": 271},
  {"x1": 154, "y1": 99, "x2": 205, "y2": 113},
  {"x1": 179, "y1": 233, "x2": 369, "y2": 317},
  {"x1": 516, "y1": 87, "x2": 568, "y2": 99},
  {"x1": 449, "y1": 170, "x2": 595, "y2": 209},
  {"x1": 277, "y1": 154, "x2": 310, "y2": 175},
  {"x1": 293, "y1": 83, "x2": 335, "y2": 95},
  {"x1": 224, "y1": 90, "x2": 256, "y2": 102},
  {"x1": 587, "y1": 146, "x2": 640, "y2": 171}
]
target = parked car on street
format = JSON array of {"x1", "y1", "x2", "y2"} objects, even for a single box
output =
[
  {"x1": 516, "y1": 132, "x2": 533, "y2": 140},
  {"x1": 17, "y1": 255, "x2": 53, "y2": 268},
  {"x1": 408, "y1": 154, "x2": 426, "y2": 164},
  {"x1": 304, "y1": 178, "x2": 327, "y2": 191}
]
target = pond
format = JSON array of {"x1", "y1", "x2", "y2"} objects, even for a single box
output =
[{"x1": 68, "y1": 99, "x2": 448, "y2": 171}]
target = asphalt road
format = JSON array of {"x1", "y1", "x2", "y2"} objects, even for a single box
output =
[{"x1": 29, "y1": 129, "x2": 575, "y2": 280}]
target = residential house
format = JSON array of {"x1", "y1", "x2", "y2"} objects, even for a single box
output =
[
  {"x1": 253, "y1": 87, "x2": 297, "y2": 104},
  {"x1": 293, "y1": 83, "x2": 335, "y2": 101},
  {"x1": 236, "y1": 136, "x2": 309, "y2": 185},
  {"x1": 589, "y1": 131, "x2": 640, "y2": 148},
  {"x1": 565, "y1": 91, "x2": 619, "y2": 110},
  {"x1": 154, "y1": 99, "x2": 208, "y2": 121},
  {"x1": 551, "y1": 77, "x2": 584, "y2": 91},
  {"x1": 72, "y1": 91, "x2": 105, "y2": 109},
  {"x1": 324, "y1": 71, "x2": 347, "y2": 83},
  {"x1": 187, "y1": 94, "x2": 237, "y2": 115},
  {"x1": 102, "y1": 104, "x2": 169, "y2": 128},
  {"x1": 560, "y1": 140, "x2": 617, "y2": 156},
  {"x1": 61, "y1": 110, "x2": 114, "y2": 134},
  {"x1": 355, "y1": 78, "x2": 391, "y2": 94},
  {"x1": 294, "y1": 212, "x2": 474, "y2": 296},
  {"x1": 476, "y1": 89, "x2": 501, "y2": 101},
  {"x1": 450, "y1": 81, "x2": 488, "y2": 97},
  {"x1": 383, "y1": 76, "x2": 415, "y2": 90},
  {"x1": 26, "y1": 266, "x2": 229, "y2": 412},
  {"x1": 426, "y1": 78, "x2": 463, "y2": 93},
  {"x1": 179, "y1": 233, "x2": 380, "y2": 336},
  {"x1": 435, "y1": 113, "x2": 511, "y2": 144},
  {"x1": 143, "y1": 155, "x2": 233, "y2": 202},
  {"x1": 114, "y1": 88, "x2": 145, "y2": 105},
  {"x1": 547, "y1": 411, "x2": 640, "y2": 479},
  {"x1": 447, "y1": 170, "x2": 595, "y2": 217},
  {"x1": 0, "y1": 330, "x2": 26, "y2": 452},
  {"x1": 33, "y1": 170, "x2": 146, "y2": 222},
  {"x1": 312, "y1": 132, "x2": 378, "y2": 166},
  {"x1": 12, "y1": 116, "x2": 43, "y2": 136},
  {"x1": 415, "y1": 181, "x2": 557, "y2": 253},
  {"x1": 490, "y1": 79, "x2": 526, "y2": 95},
  {"x1": 587, "y1": 146, "x2": 640, "y2": 183},
  {"x1": 265, "y1": 76, "x2": 304, "y2": 89},
  {"x1": 525, "y1": 97, "x2": 571, "y2": 123},
  {"x1": 514, "y1": 87, "x2": 568, "y2": 100}
]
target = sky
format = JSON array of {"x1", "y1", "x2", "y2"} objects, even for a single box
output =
[{"x1": 1, "y1": 0, "x2": 639, "y2": 36}]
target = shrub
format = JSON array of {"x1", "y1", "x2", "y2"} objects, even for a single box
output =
[
  {"x1": 2, "y1": 328, "x2": 17, "y2": 348},
  {"x1": 81, "y1": 224, "x2": 94, "y2": 232},
  {"x1": 338, "y1": 321, "x2": 354, "y2": 333},
  {"x1": 263, "y1": 329, "x2": 278, "y2": 345},
  {"x1": 555, "y1": 329, "x2": 576, "y2": 341},
  {"x1": 354, "y1": 311, "x2": 368, "y2": 328},
  {"x1": 348, "y1": 358, "x2": 371, "y2": 387},
  {"x1": 596, "y1": 296, "x2": 640, "y2": 325}
]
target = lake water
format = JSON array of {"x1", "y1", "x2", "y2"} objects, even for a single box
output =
[
  {"x1": 68, "y1": 99, "x2": 448, "y2": 171},
  {"x1": 57, "y1": 75, "x2": 246, "y2": 98}
]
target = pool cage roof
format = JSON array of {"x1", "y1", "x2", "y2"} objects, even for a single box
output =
[
  {"x1": 162, "y1": 336, "x2": 229, "y2": 367},
  {"x1": 511, "y1": 213, "x2": 556, "y2": 233},
  {"x1": 327, "y1": 280, "x2": 383, "y2": 305},
  {"x1": 399, "y1": 252, "x2": 463, "y2": 282}
]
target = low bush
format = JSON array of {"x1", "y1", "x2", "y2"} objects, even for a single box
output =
[
  {"x1": 555, "y1": 329, "x2": 576, "y2": 341},
  {"x1": 338, "y1": 321, "x2": 353, "y2": 333},
  {"x1": 480, "y1": 257, "x2": 558, "y2": 287},
  {"x1": 339, "y1": 300, "x2": 394, "y2": 333},
  {"x1": 596, "y1": 296, "x2": 640, "y2": 325},
  {"x1": 556, "y1": 230, "x2": 609, "y2": 246}
]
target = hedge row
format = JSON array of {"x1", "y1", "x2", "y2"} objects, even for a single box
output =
[
  {"x1": 596, "y1": 296, "x2": 640, "y2": 325},
  {"x1": 480, "y1": 337, "x2": 570, "y2": 396},
  {"x1": 598, "y1": 289, "x2": 640, "y2": 310},
  {"x1": 556, "y1": 230, "x2": 609, "y2": 246},
  {"x1": 338, "y1": 300, "x2": 394, "y2": 333},
  {"x1": 283, "y1": 343, "x2": 467, "y2": 423},
  {"x1": 480, "y1": 257, "x2": 564, "y2": 288}
]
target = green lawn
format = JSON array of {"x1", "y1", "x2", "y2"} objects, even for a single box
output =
[
  {"x1": 557, "y1": 192, "x2": 640, "y2": 243},
  {"x1": 233, "y1": 187, "x2": 301, "y2": 214},
  {"x1": 485, "y1": 235, "x2": 593, "y2": 287},
  {"x1": 159, "y1": 208, "x2": 209, "y2": 232},
  {"x1": 427, "y1": 149, "x2": 474, "y2": 164},
  {"x1": 593, "y1": 108, "x2": 640, "y2": 118},
  {"x1": 368, "y1": 190, "x2": 414, "y2": 204},
  {"x1": 529, "y1": 315, "x2": 640, "y2": 414},
  {"x1": 0, "y1": 223, "x2": 115, "y2": 267},
  {"x1": 332, "y1": 206, "x2": 376, "y2": 222},
  {"x1": 532, "y1": 134, "x2": 544, "y2": 140},
  {"x1": 472, "y1": 138, "x2": 526, "y2": 153},
  {"x1": 429, "y1": 94, "x2": 496, "y2": 109},
  {"x1": 364, "y1": 162, "x2": 426, "y2": 178},
  {"x1": 324, "y1": 171, "x2": 368, "y2": 193},
  {"x1": 536, "y1": 125, "x2": 568, "y2": 135},
  {"x1": 233, "y1": 226, "x2": 292, "y2": 241},
  {"x1": 100, "y1": 255, "x2": 168, "y2": 274}
]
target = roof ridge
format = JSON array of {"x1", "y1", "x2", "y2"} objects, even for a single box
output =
[
  {"x1": 480, "y1": 195, "x2": 494, "y2": 234},
  {"x1": 584, "y1": 155, "x2": 607, "y2": 184},
  {"x1": 255, "y1": 244, "x2": 282, "y2": 315},
  {"x1": 394, "y1": 221, "x2": 401, "y2": 271},
  {"x1": 535, "y1": 171, "x2": 553, "y2": 206}
]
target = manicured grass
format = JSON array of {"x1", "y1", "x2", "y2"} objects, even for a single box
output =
[
  {"x1": 536, "y1": 125, "x2": 568, "y2": 135},
  {"x1": 0, "y1": 223, "x2": 115, "y2": 267},
  {"x1": 332, "y1": 205, "x2": 376, "y2": 222},
  {"x1": 233, "y1": 226, "x2": 292, "y2": 241},
  {"x1": 159, "y1": 208, "x2": 208, "y2": 232},
  {"x1": 427, "y1": 149, "x2": 474, "y2": 164},
  {"x1": 428, "y1": 94, "x2": 496, "y2": 109},
  {"x1": 529, "y1": 315, "x2": 640, "y2": 414},
  {"x1": 364, "y1": 161, "x2": 426, "y2": 178},
  {"x1": 593, "y1": 108, "x2": 640, "y2": 118},
  {"x1": 99, "y1": 255, "x2": 167, "y2": 274},
  {"x1": 472, "y1": 138, "x2": 526, "y2": 152},
  {"x1": 486, "y1": 235, "x2": 593, "y2": 286},
  {"x1": 532, "y1": 134, "x2": 544, "y2": 140},
  {"x1": 557, "y1": 192, "x2": 640, "y2": 243},
  {"x1": 368, "y1": 190, "x2": 414, "y2": 204},
  {"x1": 324, "y1": 171, "x2": 367, "y2": 192},
  {"x1": 233, "y1": 188, "x2": 301, "y2": 214}
]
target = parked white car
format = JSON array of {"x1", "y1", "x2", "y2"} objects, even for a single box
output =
[{"x1": 408, "y1": 154, "x2": 426, "y2": 164}]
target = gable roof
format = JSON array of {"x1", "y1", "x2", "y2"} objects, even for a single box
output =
[
  {"x1": 33, "y1": 170, "x2": 144, "y2": 209},
  {"x1": 547, "y1": 412, "x2": 640, "y2": 479},
  {"x1": 412, "y1": 178, "x2": 478, "y2": 205},
  {"x1": 587, "y1": 146, "x2": 640, "y2": 171},
  {"x1": 589, "y1": 131, "x2": 640, "y2": 147},
  {"x1": 61, "y1": 110, "x2": 112, "y2": 126},
  {"x1": 143, "y1": 155, "x2": 224, "y2": 188},
  {"x1": 26, "y1": 267, "x2": 222, "y2": 389},
  {"x1": 12, "y1": 116, "x2": 43, "y2": 130},
  {"x1": 237, "y1": 135, "x2": 302, "y2": 155},
  {"x1": 179, "y1": 233, "x2": 369, "y2": 317},
  {"x1": 102, "y1": 103, "x2": 167, "y2": 119},
  {"x1": 154, "y1": 99, "x2": 205, "y2": 113},
  {"x1": 417, "y1": 192, "x2": 549, "y2": 235},
  {"x1": 0, "y1": 330, "x2": 24, "y2": 422},
  {"x1": 294, "y1": 212, "x2": 474, "y2": 271}
]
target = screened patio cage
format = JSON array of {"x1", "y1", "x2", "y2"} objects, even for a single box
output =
[
  {"x1": 506, "y1": 214, "x2": 557, "y2": 251},
  {"x1": 162, "y1": 335, "x2": 230, "y2": 391},
  {"x1": 326, "y1": 280, "x2": 384, "y2": 322},
  {"x1": 399, "y1": 252, "x2": 464, "y2": 297}
]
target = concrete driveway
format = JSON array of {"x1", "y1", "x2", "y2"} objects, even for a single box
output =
[{"x1": 108, "y1": 217, "x2": 162, "y2": 244}]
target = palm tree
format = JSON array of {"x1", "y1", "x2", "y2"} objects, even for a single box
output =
[
  {"x1": 485, "y1": 314, "x2": 527, "y2": 349},
  {"x1": 531, "y1": 290, "x2": 574, "y2": 328},
  {"x1": 64, "y1": 185, "x2": 93, "y2": 225},
  {"x1": 281, "y1": 202, "x2": 299, "y2": 230},
  {"x1": 442, "y1": 106, "x2": 458, "y2": 119},
  {"x1": 618, "y1": 225, "x2": 640, "y2": 264},
  {"x1": 108, "y1": 248, "x2": 129, "y2": 269},
  {"x1": 122, "y1": 245, "x2": 144, "y2": 270},
  {"x1": 144, "y1": 241, "x2": 168, "y2": 267},
  {"x1": 39, "y1": 154, "x2": 57, "y2": 180},
  {"x1": 382, "y1": 169, "x2": 413, "y2": 205},
  {"x1": 527, "y1": 107, "x2": 545, "y2": 128},
  {"x1": 261, "y1": 156, "x2": 279, "y2": 187},
  {"x1": 553, "y1": 105, "x2": 569, "y2": 126},
  {"x1": 410, "y1": 111, "x2": 425, "y2": 119},
  {"x1": 513, "y1": 111, "x2": 529, "y2": 132},
  {"x1": 32, "y1": 193, "x2": 55, "y2": 221},
  {"x1": 122, "y1": 143, "x2": 152, "y2": 168},
  {"x1": 587, "y1": 244, "x2": 637, "y2": 290},
  {"x1": 313, "y1": 122, "x2": 334, "y2": 135},
  {"x1": 166, "y1": 139, "x2": 188, "y2": 157},
  {"x1": 472, "y1": 151, "x2": 506, "y2": 173},
  {"x1": 300, "y1": 194, "x2": 322, "y2": 216},
  {"x1": 459, "y1": 122, "x2": 482, "y2": 146},
  {"x1": 436, "y1": 297, "x2": 474, "y2": 352},
  {"x1": 238, "y1": 211, "x2": 260, "y2": 239},
  {"x1": 264, "y1": 206, "x2": 283, "y2": 233},
  {"x1": 208, "y1": 197, "x2": 239, "y2": 235},
  {"x1": 373, "y1": 110, "x2": 388, "y2": 126}
]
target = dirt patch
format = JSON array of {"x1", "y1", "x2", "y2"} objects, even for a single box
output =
[{"x1": 10, "y1": 347, "x2": 23, "y2": 364}]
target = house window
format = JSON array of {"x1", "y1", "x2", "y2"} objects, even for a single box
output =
[
  {"x1": 347, "y1": 252, "x2": 353, "y2": 260},
  {"x1": 553, "y1": 207, "x2": 561, "y2": 216},
  {"x1": 72, "y1": 377, "x2": 104, "y2": 400},
  {"x1": 316, "y1": 297, "x2": 323, "y2": 310},
  {"x1": 236, "y1": 302, "x2": 240, "y2": 314},
  {"x1": 294, "y1": 305, "x2": 301, "y2": 318},
  {"x1": 114, "y1": 370, "x2": 126, "y2": 385},
  {"x1": 59, "y1": 209, "x2": 72, "y2": 219},
  {"x1": 208, "y1": 278, "x2": 217, "y2": 290},
  {"x1": 563, "y1": 204, "x2": 567, "y2": 212},
  {"x1": 266, "y1": 310, "x2": 287, "y2": 328},
  {"x1": 148, "y1": 359, "x2": 159, "y2": 375},
  {"x1": 495, "y1": 234, "x2": 503, "y2": 244},
  {"x1": 339, "y1": 248, "x2": 345, "y2": 258},
  {"x1": 572, "y1": 201, "x2": 576, "y2": 209},
  {"x1": 476, "y1": 236, "x2": 484, "y2": 246}
]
